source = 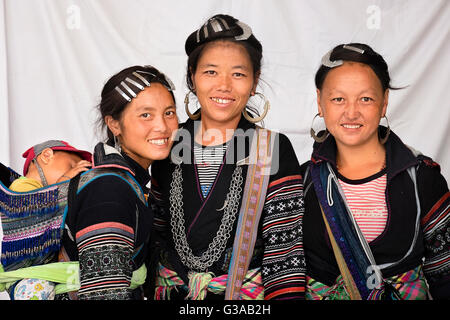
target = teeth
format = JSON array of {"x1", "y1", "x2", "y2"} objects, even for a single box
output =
[
  {"x1": 342, "y1": 124, "x2": 361, "y2": 129},
  {"x1": 148, "y1": 138, "x2": 168, "y2": 145},
  {"x1": 211, "y1": 97, "x2": 232, "y2": 104}
]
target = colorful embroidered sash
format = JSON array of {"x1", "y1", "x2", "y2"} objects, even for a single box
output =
[
  {"x1": 225, "y1": 127, "x2": 274, "y2": 300},
  {"x1": 306, "y1": 265, "x2": 428, "y2": 300},
  {"x1": 155, "y1": 264, "x2": 264, "y2": 300},
  {"x1": 310, "y1": 162, "x2": 373, "y2": 299}
]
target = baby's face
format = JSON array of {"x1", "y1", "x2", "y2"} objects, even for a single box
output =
[{"x1": 46, "y1": 151, "x2": 83, "y2": 184}]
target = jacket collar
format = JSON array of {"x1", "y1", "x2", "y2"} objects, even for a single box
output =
[
  {"x1": 311, "y1": 126, "x2": 419, "y2": 181},
  {"x1": 92, "y1": 142, "x2": 150, "y2": 188}
]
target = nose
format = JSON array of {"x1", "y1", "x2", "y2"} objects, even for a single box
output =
[
  {"x1": 344, "y1": 100, "x2": 360, "y2": 120},
  {"x1": 217, "y1": 74, "x2": 232, "y2": 92},
  {"x1": 153, "y1": 114, "x2": 169, "y2": 133}
]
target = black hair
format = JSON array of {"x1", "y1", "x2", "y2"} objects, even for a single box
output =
[
  {"x1": 315, "y1": 43, "x2": 401, "y2": 92},
  {"x1": 185, "y1": 14, "x2": 263, "y2": 120},
  {"x1": 97, "y1": 65, "x2": 175, "y2": 145},
  {"x1": 186, "y1": 39, "x2": 262, "y2": 91}
]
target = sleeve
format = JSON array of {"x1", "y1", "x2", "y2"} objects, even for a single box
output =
[
  {"x1": 261, "y1": 133, "x2": 306, "y2": 300},
  {"x1": 418, "y1": 159, "x2": 450, "y2": 299},
  {"x1": 74, "y1": 176, "x2": 137, "y2": 300},
  {"x1": 150, "y1": 160, "x2": 170, "y2": 243}
]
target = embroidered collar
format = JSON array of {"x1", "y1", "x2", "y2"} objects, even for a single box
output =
[
  {"x1": 92, "y1": 142, "x2": 150, "y2": 188},
  {"x1": 170, "y1": 115, "x2": 255, "y2": 165}
]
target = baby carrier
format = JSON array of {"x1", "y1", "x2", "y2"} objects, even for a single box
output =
[{"x1": 0, "y1": 143, "x2": 147, "y2": 297}]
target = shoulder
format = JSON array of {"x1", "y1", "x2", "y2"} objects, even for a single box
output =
[
  {"x1": 77, "y1": 169, "x2": 142, "y2": 206},
  {"x1": 9, "y1": 177, "x2": 43, "y2": 192},
  {"x1": 266, "y1": 131, "x2": 302, "y2": 185},
  {"x1": 271, "y1": 132, "x2": 298, "y2": 164}
]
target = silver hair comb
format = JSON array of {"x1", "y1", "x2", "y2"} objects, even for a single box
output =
[
  {"x1": 196, "y1": 17, "x2": 252, "y2": 43},
  {"x1": 321, "y1": 44, "x2": 365, "y2": 68},
  {"x1": 114, "y1": 69, "x2": 175, "y2": 103}
]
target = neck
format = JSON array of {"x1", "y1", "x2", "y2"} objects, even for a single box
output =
[
  {"x1": 121, "y1": 149, "x2": 152, "y2": 170},
  {"x1": 195, "y1": 117, "x2": 240, "y2": 146},
  {"x1": 335, "y1": 139, "x2": 386, "y2": 179},
  {"x1": 25, "y1": 165, "x2": 45, "y2": 185}
]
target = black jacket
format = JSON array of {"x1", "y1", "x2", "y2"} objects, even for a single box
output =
[
  {"x1": 300, "y1": 127, "x2": 449, "y2": 299},
  {"x1": 61, "y1": 143, "x2": 153, "y2": 300},
  {"x1": 151, "y1": 116, "x2": 306, "y2": 300}
]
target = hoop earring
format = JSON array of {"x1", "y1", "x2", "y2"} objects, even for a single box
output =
[
  {"x1": 310, "y1": 113, "x2": 329, "y2": 143},
  {"x1": 379, "y1": 115, "x2": 391, "y2": 144},
  {"x1": 114, "y1": 135, "x2": 122, "y2": 153},
  {"x1": 242, "y1": 92, "x2": 270, "y2": 123},
  {"x1": 185, "y1": 91, "x2": 200, "y2": 120}
]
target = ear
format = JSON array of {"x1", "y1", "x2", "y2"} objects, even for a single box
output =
[
  {"x1": 189, "y1": 68, "x2": 196, "y2": 92},
  {"x1": 39, "y1": 148, "x2": 55, "y2": 165},
  {"x1": 381, "y1": 89, "x2": 389, "y2": 117},
  {"x1": 251, "y1": 71, "x2": 261, "y2": 94},
  {"x1": 105, "y1": 115, "x2": 121, "y2": 137},
  {"x1": 316, "y1": 89, "x2": 323, "y2": 116}
]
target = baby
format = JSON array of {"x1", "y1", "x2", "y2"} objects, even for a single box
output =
[
  {"x1": 9, "y1": 140, "x2": 91, "y2": 191},
  {"x1": 8, "y1": 140, "x2": 91, "y2": 300}
]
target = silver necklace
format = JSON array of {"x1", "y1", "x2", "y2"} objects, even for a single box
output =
[{"x1": 169, "y1": 164, "x2": 244, "y2": 271}]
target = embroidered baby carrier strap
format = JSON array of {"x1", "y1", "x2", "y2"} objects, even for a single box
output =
[
  {"x1": 225, "y1": 127, "x2": 275, "y2": 300},
  {"x1": 1, "y1": 167, "x2": 70, "y2": 272}
]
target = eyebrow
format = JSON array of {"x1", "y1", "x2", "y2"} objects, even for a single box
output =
[
  {"x1": 326, "y1": 87, "x2": 380, "y2": 95},
  {"x1": 198, "y1": 63, "x2": 250, "y2": 70},
  {"x1": 136, "y1": 105, "x2": 176, "y2": 112}
]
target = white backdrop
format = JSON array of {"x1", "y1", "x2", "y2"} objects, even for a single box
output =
[
  {"x1": 1, "y1": 0, "x2": 449, "y2": 179},
  {"x1": 0, "y1": 0, "x2": 449, "y2": 301}
]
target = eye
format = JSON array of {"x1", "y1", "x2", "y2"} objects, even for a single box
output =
[
  {"x1": 204, "y1": 70, "x2": 216, "y2": 76},
  {"x1": 165, "y1": 110, "x2": 176, "y2": 117},
  {"x1": 361, "y1": 97, "x2": 374, "y2": 102},
  {"x1": 331, "y1": 97, "x2": 344, "y2": 103},
  {"x1": 233, "y1": 72, "x2": 246, "y2": 78},
  {"x1": 141, "y1": 113, "x2": 151, "y2": 119}
]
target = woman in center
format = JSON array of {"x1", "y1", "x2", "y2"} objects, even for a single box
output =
[{"x1": 150, "y1": 14, "x2": 305, "y2": 300}]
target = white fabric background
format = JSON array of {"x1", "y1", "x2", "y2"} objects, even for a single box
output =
[{"x1": 0, "y1": 0, "x2": 449, "y2": 300}]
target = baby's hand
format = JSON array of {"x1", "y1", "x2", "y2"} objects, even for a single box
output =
[{"x1": 56, "y1": 160, "x2": 91, "y2": 183}]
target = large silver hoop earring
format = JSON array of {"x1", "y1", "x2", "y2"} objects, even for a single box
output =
[
  {"x1": 242, "y1": 92, "x2": 270, "y2": 123},
  {"x1": 379, "y1": 115, "x2": 391, "y2": 144},
  {"x1": 185, "y1": 91, "x2": 200, "y2": 120},
  {"x1": 310, "y1": 113, "x2": 329, "y2": 143}
]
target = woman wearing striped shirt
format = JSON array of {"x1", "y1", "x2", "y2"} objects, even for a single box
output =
[
  {"x1": 150, "y1": 14, "x2": 306, "y2": 300},
  {"x1": 300, "y1": 43, "x2": 449, "y2": 300}
]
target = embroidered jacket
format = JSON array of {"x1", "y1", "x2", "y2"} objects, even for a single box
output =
[
  {"x1": 61, "y1": 143, "x2": 153, "y2": 300},
  {"x1": 151, "y1": 116, "x2": 306, "y2": 300},
  {"x1": 300, "y1": 127, "x2": 450, "y2": 299}
]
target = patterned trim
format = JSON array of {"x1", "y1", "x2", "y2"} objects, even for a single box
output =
[
  {"x1": 261, "y1": 174, "x2": 305, "y2": 299},
  {"x1": 422, "y1": 192, "x2": 450, "y2": 284},
  {"x1": 76, "y1": 222, "x2": 134, "y2": 300}
]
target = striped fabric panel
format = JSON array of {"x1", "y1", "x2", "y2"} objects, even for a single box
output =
[
  {"x1": 194, "y1": 144, "x2": 227, "y2": 197},
  {"x1": 421, "y1": 192, "x2": 450, "y2": 283},
  {"x1": 338, "y1": 174, "x2": 388, "y2": 242},
  {"x1": 261, "y1": 175, "x2": 306, "y2": 299},
  {"x1": 76, "y1": 222, "x2": 135, "y2": 299}
]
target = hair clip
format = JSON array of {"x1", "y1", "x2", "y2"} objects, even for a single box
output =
[
  {"x1": 235, "y1": 21, "x2": 252, "y2": 41},
  {"x1": 343, "y1": 44, "x2": 365, "y2": 54},
  {"x1": 115, "y1": 87, "x2": 132, "y2": 102},
  {"x1": 321, "y1": 49, "x2": 343, "y2": 68},
  {"x1": 114, "y1": 69, "x2": 176, "y2": 103}
]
